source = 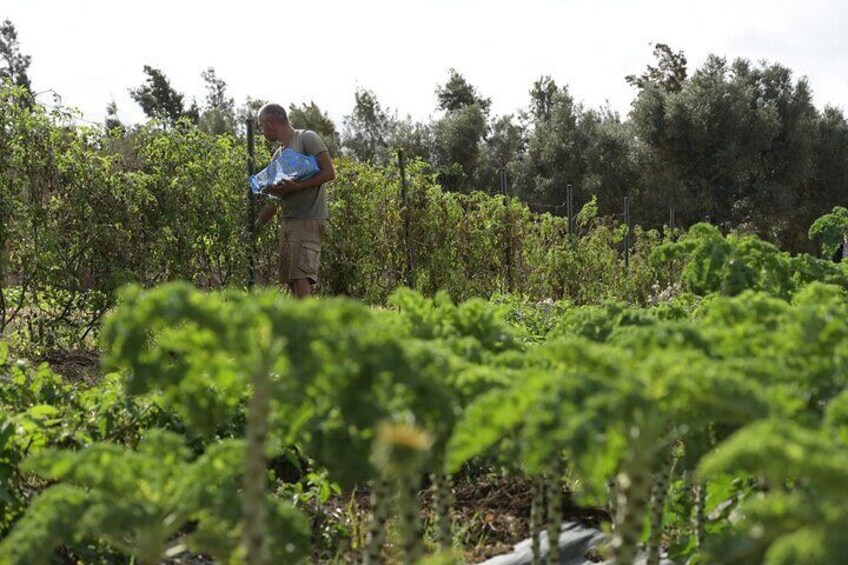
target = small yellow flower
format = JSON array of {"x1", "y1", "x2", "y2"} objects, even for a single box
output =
[
  {"x1": 372, "y1": 422, "x2": 432, "y2": 475},
  {"x1": 378, "y1": 422, "x2": 432, "y2": 451}
]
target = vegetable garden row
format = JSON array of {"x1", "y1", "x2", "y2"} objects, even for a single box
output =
[
  {"x1": 4, "y1": 219, "x2": 848, "y2": 563},
  {"x1": 4, "y1": 81, "x2": 848, "y2": 564}
]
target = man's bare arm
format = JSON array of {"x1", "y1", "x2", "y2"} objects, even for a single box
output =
[{"x1": 257, "y1": 203, "x2": 278, "y2": 227}]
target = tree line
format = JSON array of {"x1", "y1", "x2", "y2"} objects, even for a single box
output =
[{"x1": 3, "y1": 20, "x2": 847, "y2": 254}]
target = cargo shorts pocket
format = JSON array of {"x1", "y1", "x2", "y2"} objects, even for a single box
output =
[{"x1": 296, "y1": 240, "x2": 321, "y2": 281}]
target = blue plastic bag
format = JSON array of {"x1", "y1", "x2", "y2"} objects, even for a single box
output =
[{"x1": 249, "y1": 148, "x2": 320, "y2": 195}]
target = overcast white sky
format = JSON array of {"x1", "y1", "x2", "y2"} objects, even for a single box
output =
[{"x1": 4, "y1": 0, "x2": 847, "y2": 127}]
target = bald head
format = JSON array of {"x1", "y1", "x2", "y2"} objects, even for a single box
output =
[
  {"x1": 257, "y1": 103, "x2": 293, "y2": 143},
  {"x1": 258, "y1": 103, "x2": 289, "y2": 125}
]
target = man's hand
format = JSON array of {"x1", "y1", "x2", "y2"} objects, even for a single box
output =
[
  {"x1": 281, "y1": 178, "x2": 301, "y2": 190},
  {"x1": 263, "y1": 179, "x2": 301, "y2": 197}
]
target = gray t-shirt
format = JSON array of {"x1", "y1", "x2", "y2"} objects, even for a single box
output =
[{"x1": 273, "y1": 129, "x2": 329, "y2": 219}]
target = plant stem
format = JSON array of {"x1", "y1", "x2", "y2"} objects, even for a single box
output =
[
  {"x1": 432, "y1": 470, "x2": 453, "y2": 552},
  {"x1": 612, "y1": 444, "x2": 654, "y2": 565},
  {"x1": 606, "y1": 477, "x2": 617, "y2": 535},
  {"x1": 531, "y1": 475, "x2": 545, "y2": 565},
  {"x1": 647, "y1": 450, "x2": 675, "y2": 565},
  {"x1": 398, "y1": 471, "x2": 423, "y2": 564},
  {"x1": 546, "y1": 460, "x2": 563, "y2": 565},
  {"x1": 242, "y1": 336, "x2": 278, "y2": 565},
  {"x1": 693, "y1": 480, "x2": 707, "y2": 549},
  {"x1": 364, "y1": 477, "x2": 390, "y2": 565}
]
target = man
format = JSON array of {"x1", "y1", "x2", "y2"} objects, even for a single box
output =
[{"x1": 256, "y1": 103, "x2": 335, "y2": 298}]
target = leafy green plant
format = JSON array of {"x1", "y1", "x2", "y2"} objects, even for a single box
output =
[
  {"x1": 0, "y1": 429, "x2": 308, "y2": 564},
  {"x1": 699, "y1": 417, "x2": 848, "y2": 564},
  {"x1": 652, "y1": 223, "x2": 795, "y2": 297},
  {"x1": 808, "y1": 205, "x2": 848, "y2": 257}
]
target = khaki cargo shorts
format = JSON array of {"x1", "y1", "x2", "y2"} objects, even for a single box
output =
[{"x1": 278, "y1": 219, "x2": 325, "y2": 285}]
